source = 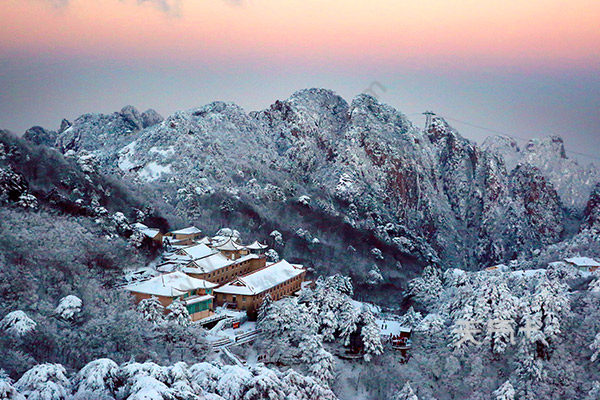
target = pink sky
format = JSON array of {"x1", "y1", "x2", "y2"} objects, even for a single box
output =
[
  {"x1": 2, "y1": 0, "x2": 599, "y2": 71},
  {"x1": 1, "y1": 0, "x2": 599, "y2": 158}
]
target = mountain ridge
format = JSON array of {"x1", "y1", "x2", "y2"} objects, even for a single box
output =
[{"x1": 10, "y1": 88, "x2": 599, "y2": 284}]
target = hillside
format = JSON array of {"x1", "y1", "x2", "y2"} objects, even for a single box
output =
[{"x1": 29, "y1": 90, "x2": 598, "y2": 286}]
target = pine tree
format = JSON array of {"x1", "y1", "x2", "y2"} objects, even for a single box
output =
[
  {"x1": 307, "y1": 348, "x2": 335, "y2": 386},
  {"x1": 257, "y1": 293, "x2": 272, "y2": 328},
  {"x1": 0, "y1": 373, "x2": 25, "y2": 400},
  {"x1": 361, "y1": 318, "x2": 383, "y2": 362},
  {"x1": 14, "y1": 364, "x2": 70, "y2": 400},
  {"x1": 0, "y1": 310, "x2": 36, "y2": 337},
  {"x1": 72, "y1": 358, "x2": 119, "y2": 398},
  {"x1": 393, "y1": 382, "x2": 419, "y2": 400},
  {"x1": 137, "y1": 296, "x2": 166, "y2": 325},
  {"x1": 167, "y1": 299, "x2": 191, "y2": 327},
  {"x1": 493, "y1": 380, "x2": 515, "y2": 400},
  {"x1": 55, "y1": 295, "x2": 83, "y2": 320},
  {"x1": 408, "y1": 265, "x2": 443, "y2": 309},
  {"x1": 320, "y1": 310, "x2": 337, "y2": 342},
  {"x1": 399, "y1": 306, "x2": 423, "y2": 329},
  {"x1": 338, "y1": 301, "x2": 359, "y2": 346},
  {"x1": 590, "y1": 333, "x2": 600, "y2": 362}
]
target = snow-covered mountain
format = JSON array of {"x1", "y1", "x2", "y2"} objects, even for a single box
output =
[
  {"x1": 483, "y1": 135, "x2": 599, "y2": 212},
  {"x1": 28, "y1": 89, "x2": 600, "y2": 277}
]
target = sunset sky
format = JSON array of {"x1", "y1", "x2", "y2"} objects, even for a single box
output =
[{"x1": 1, "y1": 0, "x2": 599, "y2": 160}]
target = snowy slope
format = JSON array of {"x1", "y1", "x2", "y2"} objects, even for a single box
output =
[{"x1": 42, "y1": 89, "x2": 600, "y2": 274}]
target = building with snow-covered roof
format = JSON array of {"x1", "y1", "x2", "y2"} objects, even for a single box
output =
[
  {"x1": 176, "y1": 243, "x2": 215, "y2": 260},
  {"x1": 214, "y1": 237, "x2": 249, "y2": 260},
  {"x1": 185, "y1": 253, "x2": 266, "y2": 286},
  {"x1": 132, "y1": 222, "x2": 163, "y2": 245},
  {"x1": 214, "y1": 260, "x2": 306, "y2": 318},
  {"x1": 565, "y1": 256, "x2": 600, "y2": 272},
  {"x1": 165, "y1": 226, "x2": 203, "y2": 244},
  {"x1": 245, "y1": 240, "x2": 268, "y2": 255},
  {"x1": 125, "y1": 271, "x2": 217, "y2": 321}
]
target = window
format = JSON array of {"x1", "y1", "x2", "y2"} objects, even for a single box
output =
[{"x1": 242, "y1": 296, "x2": 246, "y2": 302}]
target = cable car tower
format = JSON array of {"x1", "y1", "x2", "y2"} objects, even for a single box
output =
[{"x1": 422, "y1": 111, "x2": 435, "y2": 131}]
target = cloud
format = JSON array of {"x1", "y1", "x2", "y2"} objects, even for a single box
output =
[
  {"x1": 32, "y1": 0, "x2": 183, "y2": 16},
  {"x1": 222, "y1": 0, "x2": 244, "y2": 6},
  {"x1": 40, "y1": 0, "x2": 70, "y2": 8},
  {"x1": 136, "y1": 0, "x2": 182, "y2": 16}
]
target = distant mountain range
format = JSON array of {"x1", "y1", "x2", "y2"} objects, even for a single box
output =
[{"x1": 5, "y1": 88, "x2": 600, "y2": 288}]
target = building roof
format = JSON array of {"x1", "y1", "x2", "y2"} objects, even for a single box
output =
[
  {"x1": 125, "y1": 271, "x2": 217, "y2": 297},
  {"x1": 156, "y1": 262, "x2": 181, "y2": 273},
  {"x1": 215, "y1": 238, "x2": 245, "y2": 251},
  {"x1": 182, "y1": 294, "x2": 214, "y2": 306},
  {"x1": 184, "y1": 253, "x2": 260, "y2": 275},
  {"x1": 565, "y1": 257, "x2": 600, "y2": 267},
  {"x1": 140, "y1": 228, "x2": 161, "y2": 239},
  {"x1": 132, "y1": 222, "x2": 149, "y2": 230},
  {"x1": 245, "y1": 240, "x2": 268, "y2": 250},
  {"x1": 197, "y1": 236, "x2": 212, "y2": 245},
  {"x1": 178, "y1": 243, "x2": 216, "y2": 260},
  {"x1": 214, "y1": 259, "x2": 305, "y2": 296},
  {"x1": 215, "y1": 238, "x2": 247, "y2": 251},
  {"x1": 170, "y1": 226, "x2": 202, "y2": 235}
]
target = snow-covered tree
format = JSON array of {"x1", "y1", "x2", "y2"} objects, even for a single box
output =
[
  {"x1": 589, "y1": 278, "x2": 600, "y2": 293},
  {"x1": 370, "y1": 247, "x2": 384, "y2": 260},
  {"x1": 0, "y1": 373, "x2": 25, "y2": 400},
  {"x1": 297, "y1": 334, "x2": 334, "y2": 385},
  {"x1": 493, "y1": 380, "x2": 515, "y2": 400},
  {"x1": 243, "y1": 367, "x2": 286, "y2": 400},
  {"x1": 1, "y1": 310, "x2": 36, "y2": 337},
  {"x1": 14, "y1": 364, "x2": 70, "y2": 400},
  {"x1": 409, "y1": 265, "x2": 443, "y2": 309},
  {"x1": 366, "y1": 265, "x2": 384, "y2": 285},
  {"x1": 307, "y1": 348, "x2": 335, "y2": 386},
  {"x1": 214, "y1": 365, "x2": 253, "y2": 400},
  {"x1": 361, "y1": 314, "x2": 383, "y2": 362},
  {"x1": 520, "y1": 277, "x2": 570, "y2": 358},
  {"x1": 166, "y1": 299, "x2": 190, "y2": 327},
  {"x1": 591, "y1": 333, "x2": 600, "y2": 362},
  {"x1": 392, "y1": 382, "x2": 419, "y2": 400},
  {"x1": 298, "y1": 195, "x2": 311, "y2": 206},
  {"x1": 55, "y1": 295, "x2": 83, "y2": 320},
  {"x1": 72, "y1": 358, "x2": 119, "y2": 398},
  {"x1": 416, "y1": 313, "x2": 445, "y2": 333},
  {"x1": 398, "y1": 307, "x2": 423, "y2": 329},
  {"x1": 128, "y1": 230, "x2": 145, "y2": 248},
  {"x1": 137, "y1": 296, "x2": 166, "y2": 324},
  {"x1": 474, "y1": 279, "x2": 519, "y2": 354},
  {"x1": 338, "y1": 301, "x2": 359, "y2": 346},
  {"x1": 320, "y1": 310, "x2": 337, "y2": 342},
  {"x1": 256, "y1": 293, "x2": 272, "y2": 327},
  {"x1": 281, "y1": 369, "x2": 337, "y2": 400},
  {"x1": 265, "y1": 249, "x2": 279, "y2": 263},
  {"x1": 587, "y1": 381, "x2": 600, "y2": 400},
  {"x1": 269, "y1": 230, "x2": 283, "y2": 246}
]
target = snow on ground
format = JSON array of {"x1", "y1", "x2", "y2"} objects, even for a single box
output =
[
  {"x1": 509, "y1": 269, "x2": 547, "y2": 278},
  {"x1": 217, "y1": 322, "x2": 257, "y2": 341},
  {"x1": 148, "y1": 145, "x2": 175, "y2": 157},
  {"x1": 138, "y1": 162, "x2": 172, "y2": 182},
  {"x1": 376, "y1": 318, "x2": 410, "y2": 336},
  {"x1": 349, "y1": 299, "x2": 381, "y2": 315},
  {"x1": 117, "y1": 141, "x2": 138, "y2": 172}
]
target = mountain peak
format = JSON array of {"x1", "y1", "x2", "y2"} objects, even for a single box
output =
[{"x1": 525, "y1": 135, "x2": 567, "y2": 159}]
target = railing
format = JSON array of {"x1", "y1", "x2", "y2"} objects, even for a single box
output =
[{"x1": 210, "y1": 329, "x2": 259, "y2": 349}]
